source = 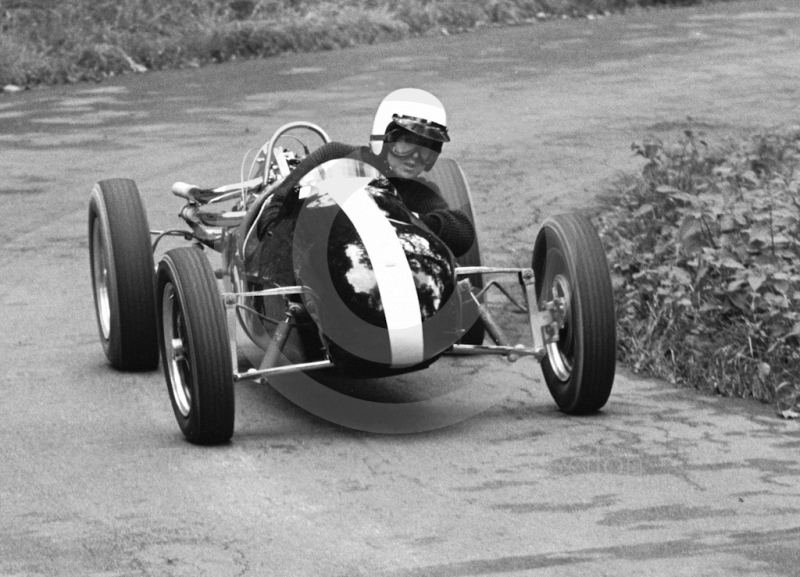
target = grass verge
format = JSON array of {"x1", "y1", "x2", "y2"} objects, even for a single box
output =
[
  {"x1": 1, "y1": 0, "x2": 737, "y2": 89},
  {"x1": 595, "y1": 125, "x2": 800, "y2": 415}
]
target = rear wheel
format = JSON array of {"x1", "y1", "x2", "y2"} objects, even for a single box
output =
[
  {"x1": 88, "y1": 179, "x2": 159, "y2": 371},
  {"x1": 157, "y1": 247, "x2": 235, "y2": 444},
  {"x1": 532, "y1": 214, "x2": 616, "y2": 414},
  {"x1": 426, "y1": 158, "x2": 484, "y2": 345}
]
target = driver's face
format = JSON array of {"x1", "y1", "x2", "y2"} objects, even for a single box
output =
[{"x1": 386, "y1": 148, "x2": 427, "y2": 180}]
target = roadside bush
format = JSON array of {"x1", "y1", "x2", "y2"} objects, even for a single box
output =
[
  {"x1": 596, "y1": 126, "x2": 800, "y2": 412},
  {"x1": 0, "y1": 32, "x2": 57, "y2": 85},
  {"x1": 0, "y1": 0, "x2": 738, "y2": 88}
]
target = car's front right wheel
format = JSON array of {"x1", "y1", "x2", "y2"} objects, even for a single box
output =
[{"x1": 157, "y1": 247, "x2": 235, "y2": 445}]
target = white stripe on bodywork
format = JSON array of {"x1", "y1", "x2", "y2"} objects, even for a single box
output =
[
  {"x1": 299, "y1": 158, "x2": 383, "y2": 191},
  {"x1": 319, "y1": 177, "x2": 424, "y2": 367}
]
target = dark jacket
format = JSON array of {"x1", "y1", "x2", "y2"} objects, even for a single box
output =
[{"x1": 349, "y1": 146, "x2": 476, "y2": 258}]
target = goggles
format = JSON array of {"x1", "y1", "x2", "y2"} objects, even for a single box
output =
[{"x1": 385, "y1": 132, "x2": 439, "y2": 162}]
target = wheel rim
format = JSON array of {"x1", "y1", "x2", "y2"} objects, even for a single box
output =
[
  {"x1": 91, "y1": 220, "x2": 112, "y2": 340},
  {"x1": 162, "y1": 283, "x2": 192, "y2": 417},
  {"x1": 545, "y1": 273, "x2": 574, "y2": 382}
]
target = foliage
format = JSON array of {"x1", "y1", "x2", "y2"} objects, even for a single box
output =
[
  {"x1": 595, "y1": 125, "x2": 800, "y2": 411},
  {"x1": 0, "y1": 0, "x2": 737, "y2": 87}
]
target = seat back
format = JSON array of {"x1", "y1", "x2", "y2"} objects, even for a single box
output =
[
  {"x1": 424, "y1": 158, "x2": 485, "y2": 345},
  {"x1": 424, "y1": 158, "x2": 482, "y2": 270}
]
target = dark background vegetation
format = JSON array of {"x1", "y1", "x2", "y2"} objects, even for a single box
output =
[{"x1": 1, "y1": 0, "x2": 734, "y2": 87}]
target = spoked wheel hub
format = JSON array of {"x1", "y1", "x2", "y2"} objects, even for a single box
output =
[
  {"x1": 545, "y1": 273, "x2": 574, "y2": 382},
  {"x1": 91, "y1": 224, "x2": 112, "y2": 340},
  {"x1": 162, "y1": 283, "x2": 192, "y2": 418}
]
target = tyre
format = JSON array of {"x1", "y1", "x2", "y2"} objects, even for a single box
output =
[
  {"x1": 531, "y1": 214, "x2": 616, "y2": 414},
  {"x1": 426, "y1": 158, "x2": 485, "y2": 345},
  {"x1": 157, "y1": 247, "x2": 235, "y2": 445},
  {"x1": 88, "y1": 179, "x2": 159, "y2": 371}
]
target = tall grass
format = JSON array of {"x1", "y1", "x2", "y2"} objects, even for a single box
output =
[{"x1": 1, "y1": 0, "x2": 736, "y2": 87}]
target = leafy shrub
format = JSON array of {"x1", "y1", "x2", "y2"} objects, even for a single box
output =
[{"x1": 596, "y1": 125, "x2": 800, "y2": 412}]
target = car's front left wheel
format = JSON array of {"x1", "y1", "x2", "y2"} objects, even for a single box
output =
[{"x1": 531, "y1": 213, "x2": 616, "y2": 414}]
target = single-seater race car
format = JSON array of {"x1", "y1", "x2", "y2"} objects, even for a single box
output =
[{"x1": 88, "y1": 122, "x2": 617, "y2": 444}]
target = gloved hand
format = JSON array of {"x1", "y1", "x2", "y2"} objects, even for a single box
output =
[{"x1": 421, "y1": 212, "x2": 443, "y2": 235}]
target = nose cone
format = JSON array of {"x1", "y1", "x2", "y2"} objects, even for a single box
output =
[
  {"x1": 327, "y1": 212, "x2": 458, "y2": 324},
  {"x1": 293, "y1": 178, "x2": 462, "y2": 374}
]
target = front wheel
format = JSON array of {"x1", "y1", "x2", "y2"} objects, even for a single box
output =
[
  {"x1": 532, "y1": 214, "x2": 616, "y2": 414},
  {"x1": 157, "y1": 247, "x2": 235, "y2": 444}
]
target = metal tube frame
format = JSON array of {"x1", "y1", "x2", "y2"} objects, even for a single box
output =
[
  {"x1": 221, "y1": 285, "x2": 331, "y2": 382},
  {"x1": 217, "y1": 266, "x2": 568, "y2": 383},
  {"x1": 233, "y1": 360, "x2": 333, "y2": 383},
  {"x1": 451, "y1": 266, "x2": 567, "y2": 363}
]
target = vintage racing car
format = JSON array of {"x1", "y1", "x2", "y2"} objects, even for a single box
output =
[{"x1": 88, "y1": 122, "x2": 617, "y2": 444}]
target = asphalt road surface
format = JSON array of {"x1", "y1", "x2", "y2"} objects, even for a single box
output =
[{"x1": 2, "y1": 1, "x2": 800, "y2": 575}]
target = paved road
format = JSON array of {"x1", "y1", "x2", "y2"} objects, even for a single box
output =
[{"x1": 2, "y1": 1, "x2": 800, "y2": 575}]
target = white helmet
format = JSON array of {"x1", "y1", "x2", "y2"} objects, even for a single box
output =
[{"x1": 369, "y1": 88, "x2": 450, "y2": 159}]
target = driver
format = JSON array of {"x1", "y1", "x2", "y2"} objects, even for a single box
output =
[
  {"x1": 253, "y1": 89, "x2": 476, "y2": 285},
  {"x1": 354, "y1": 87, "x2": 475, "y2": 258}
]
